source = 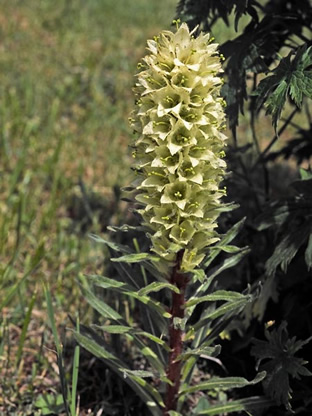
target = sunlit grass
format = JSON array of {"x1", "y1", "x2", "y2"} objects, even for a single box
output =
[{"x1": 0, "y1": 0, "x2": 176, "y2": 413}]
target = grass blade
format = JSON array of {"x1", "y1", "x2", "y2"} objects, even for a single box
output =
[
  {"x1": 16, "y1": 290, "x2": 37, "y2": 366},
  {"x1": 70, "y1": 317, "x2": 80, "y2": 416},
  {"x1": 44, "y1": 284, "x2": 70, "y2": 416}
]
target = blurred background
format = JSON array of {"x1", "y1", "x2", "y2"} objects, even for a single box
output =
[{"x1": 0, "y1": 1, "x2": 176, "y2": 414}]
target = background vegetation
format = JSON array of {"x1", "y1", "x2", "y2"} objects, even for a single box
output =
[{"x1": 0, "y1": 1, "x2": 175, "y2": 414}]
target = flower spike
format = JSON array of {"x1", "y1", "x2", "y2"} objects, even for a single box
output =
[{"x1": 131, "y1": 23, "x2": 228, "y2": 275}]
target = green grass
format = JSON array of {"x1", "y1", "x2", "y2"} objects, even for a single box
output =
[{"x1": 0, "y1": 0, "x2": 176, "y2": 413}]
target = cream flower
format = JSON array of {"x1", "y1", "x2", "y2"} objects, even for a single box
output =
[{"x1": 131, "y1": 22, "x2": 228, "y2": 275}]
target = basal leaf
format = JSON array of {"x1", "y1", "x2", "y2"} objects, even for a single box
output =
[
  {"x1": 127, "y1": 374, "x2": 165, "y2": 408},
  {"x1": 75, "y1": 331, "x2": 117, "y2": 361},
  {"x1": 193, "y1": 396, "x2": 273, "y2": 415},
  {"x1": 75, "y1": 331, "x2": 162, "y2": 416}
]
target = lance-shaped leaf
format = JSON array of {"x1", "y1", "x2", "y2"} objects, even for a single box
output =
[
  {"x1": 81, "y1": 284, "x2": 168, "y2": 372},
  {"x1": 92, "y1": 324, "x2": 169, "y2": 349},
  {"x1": 180, "y1": 371, "x2": 266, "y2": 395},
  {"x1": 186, "y1": 290, "x2": 245, "y2": 308},
  {"x1": 74, "y1": 330, "x2": 163, "y2": 416},
  {"x1": 178, "y1": 344, "x2": 221, "y2": 362},
  {"x1": 89, "y1": 233, "x2": 133, "y2": 254},
  {"x1": 111, "y1": 252, "x2": 161, "y2": 264},
  {"x1": 193, "y1": 396, "x2": 274, "y2": 415},
  {"x1": 86, "y1": 274, "x2": 171, "y2": 320},
  {"x1": 186, "y1": 295, "x2": 253, "y2": 338},
  {"x1": 138, "y1": 281, "x2": 180, "y2": 296},
  {"x1": 81, "y1": 285, "x2": 122, "y2": 320}
]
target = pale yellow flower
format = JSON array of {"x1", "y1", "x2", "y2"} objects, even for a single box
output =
[{"x1": 131, "y1": 22, "x2": 227, "y2": 274}]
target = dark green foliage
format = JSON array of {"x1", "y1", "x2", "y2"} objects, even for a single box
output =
[
  {"x1": 176, "y1": 0, "x2": 258, "y2": 32},
  {"x1": 266, "y1": 126, "x2": 312, "y2": 164},
  {"x1": 176, "y1": 1, "x2": 312, "y2": 415},
  {"x1": 255, "y1": 175, "x2": 312, "y2": 276},
  {"x1": 251, "y1": 322, "x2": 312, "y2": 409},
  {"x1": 178, "y1": 0, "x2": 312, "y2": 132},
  {"x1": 254, "y1": 45, "x2": 312, "y2": 130}
]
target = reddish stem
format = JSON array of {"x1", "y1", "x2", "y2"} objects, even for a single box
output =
[{"x1": 163, "y1": 251, "x2": 188, "y2": 415}]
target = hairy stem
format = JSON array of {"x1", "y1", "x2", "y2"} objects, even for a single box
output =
[{"x1": 163, "y1": 251, "x2": 188, "y2": 415}]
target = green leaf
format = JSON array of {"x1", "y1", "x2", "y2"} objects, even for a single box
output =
[
  {"x1": 111, "y1": 252, "x2": 160, "y2": 264},
  {"x1": 254, "y1": 45, "x2": 312, "y2": 129},
  {"x1": 178, "y1": 344, "x2": 221, "y2": 361},
  {"x1": 34, "y1": 394, "x2": 64, "y2": 415},
  {"x1": 300, "y1": 168, "x2": 312, "y2": 180},
  {"x1": 305, "y1": 233, "x2": 312, "y2": 270},
  {"x1": 255, "y1": 189, "x2": 312, "y2": 276},
  {"x1": 191, "y1": 268, "x2": 206, "y2": 283},
  {"x1": 1, "y1": 242, "x2": 45, "y2": 311},
  {"x1": 92, "y1": 324, "x2": 132, "y2": 334},
  {"x1": 193, "y1": 397, "x2": 210, "y2": 413},
  {"x1": 265, "y1": 79, "x2": 288, "y2": 129},
  {"x1": 16, "y1": 290, "x2": 37, "y2": 365},
  {"x1": 188, "y1": 296, "x2": 252, "y2": 336},
  {"x1": 126, "y1": 374, "x2": 165, "y2": 408},
  {"x1": 87, "y1": 274, "x2": 126, "y2": 290},
  {"x1": 214, "y1": 245, "x2": 243, "y2": 253},
  {"x1": 138, "y1": 281, "x2": 180, "y2": 296},
  {"x1": 193, "y1": 396, "x2": 273, "y2": 415},
  {"x1": 265, "y1": 217, "x2": 312, "y2": 276},
  {"x1": 85, "y1": 274, "x2": 171, "y2": 320},
  {"x1": 135, "y1": 331, "x2": 169, "y2": 349},
  {"x1": 203, "y1": 218, "x2": 247, "y2": 269},
  {"x1": 187, "y1": 248, "x2": 249, "y2": 320},
  {"x1": 203, "y1": 247, "x2": 249, "y2": 275},
  {"x1": 92, "y1": 324, "x2": 168, "y2": 348},
  {"x1": 75, "y1": 331, "x2": 117, "y2": 361},
  {"x1": 82, "y1": 286, "x2": 122, "y2": 320},
  {"x1": 89, "y1": 234, "x2": 132, "y2": 254},
  {"x1": 107, "y1": 224, "x2": 146, "y2": 233},
  {"x1": 251, "y1": 322, "x2": 312, "y2": 409},
  {"x1": 74, "y1": 331, "x2": 162, "y2": 415},
  {"x1": 180, "y1": 372, "x2": 266, "y2": 395},
  {"x1": 122, "y1": 369, "x2": 155, "y2": 378},
  {"x1": 186, "y1": 290, "x2": 244, "y2": 308}
]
